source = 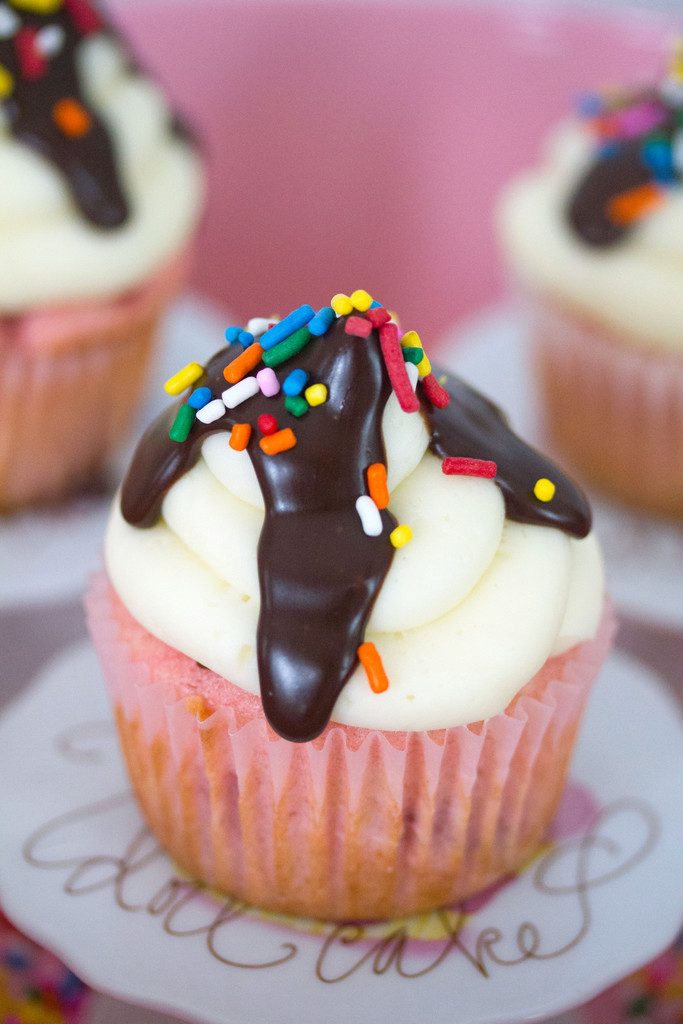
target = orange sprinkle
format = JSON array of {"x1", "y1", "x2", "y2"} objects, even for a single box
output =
[
  {"x1": 185, "y1": 696, "x2": 212, "y2": 721},
  {"x1": 357, "y1": 642, "x2": 389, "y2": 694},
  {"x1": 53, "y1": 97, "x2": 91, "y2": 138},
  {"x1": 229, "y1": 423, "x2": 252, "y2": 451},
  {"x1": 223, "y1": 343, "x2": 264, "y2": 385},
  {"x1": 367, "y1": 462, "x2": 389, "y2": 510},
  {"x1": 608, "y1": 182, "x2": 664, "y2": 226},
  {"x1": 259, "y1": 427, "x2": 297, "y2": 456}
]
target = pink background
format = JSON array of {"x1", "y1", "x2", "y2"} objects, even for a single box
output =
[{"x1": 112, "y1": 1, "x2": 673, "y2": 341}]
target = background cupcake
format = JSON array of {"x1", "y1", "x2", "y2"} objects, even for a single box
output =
[
  {"x1": 498, "y1": 43, "x2": 683, "y2": 520},
  {"x1": 87, "y1": 293, "x2": 612, "y2": 921},
  {"x1": 0, "y1": 0, "x2": 203, "y2": 511}
]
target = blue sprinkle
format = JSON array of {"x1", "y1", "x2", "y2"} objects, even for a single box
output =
[
  {"x1": 238, "y1": 330, "x2": 255, "y2": 348},
  {"x1": 60, "y1": 971, "x2": 86, "y2": 1001},
  {"x1": 369, "y1": 300, "x2": 382, "y2": 309},
  {"x1": 308, "y1": 306, "x2": 336, "y2": 337},
  {"x1": 188, "y1": 387, "x2": 212, "y2": 410},
  {"x1": 261, "y1": 304, "x2": 315, "y2": 350},
  {"x1": 642, "y1": 138, "x2": 675, "y2": 183},
  {"x1": 5, "y1": 949, "x2": 31, "y2": 971},
  {"x1": 225, "y1": 326, "x2": 242, "y2": 344},
  {"x1": 577, "y1": 92, "x2": 603, "y2": 118},
  {"x1": 283, "y1": 368, "x2": 309, "y2": 396}
]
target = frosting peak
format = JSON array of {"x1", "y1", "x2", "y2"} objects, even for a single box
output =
[{"x1": 117, "y1": 298, "x2": 593, "y2": 741}]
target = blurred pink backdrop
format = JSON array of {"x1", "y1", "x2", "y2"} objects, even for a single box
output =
[{"x1": 112, "y1": 1, "x2": 673, "y2": 343}]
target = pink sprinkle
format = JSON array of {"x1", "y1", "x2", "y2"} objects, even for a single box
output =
[
  {"x1": 366, "y1": 307, "x2": 391, "y2": 328},
  {"x1": 256, "y1": 367, "x2": 280, "y2": 397},
  {"x1": 345, "y1": 315, "x2": 372, "y2": 337},
  {"x1": 616, "y1": 100, "x2": 667, "y2": 139},
  {"x1": 442, "y1": 457, "x2": 497, "y2": 478},
  {"x1": 379, "y1": 323, "x2": 419, "y2": 413},
  {"x1": 422, "y1": 373, "x2": 451, "y2": 409}
]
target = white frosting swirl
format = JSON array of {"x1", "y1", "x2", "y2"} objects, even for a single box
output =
[
  {"x1": 0, "y1": 34, "x2": 203, "y2": 312},
  {"x1": 106, "y1": 382, "x2": 604, "y2": 732},
  {"x1": 498, "y1": 119, "x2": 683, "y2": 355}
]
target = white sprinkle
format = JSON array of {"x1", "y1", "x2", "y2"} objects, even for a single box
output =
[
  {"x1": 0, "y1": 6, "x2": 19, "y2": 38},
  {"x1": 660, "y1": 78, "x2": 683, "y2": 105},
  {"x1": 222, "y1": 376, "x2": 259, "y2": 409},
  {"x1": 246, "y1": 317, "x2": 274, "y2": 338},
  {"x1": 196, "y1": 398, "x2": 226, "y2": 424},
  {"x1": 355, "y1": 495, "x2": 383, "y2": 537},
  {"x1": 406, "y1": 362, "x2": 419, "y2": 390},
  {"x1": 36, "y1": 24, "x2": 65, "y2": 56}
]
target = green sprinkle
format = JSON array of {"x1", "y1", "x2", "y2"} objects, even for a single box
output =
[
  {"x1": 262, "y1": 327, "x2": 312, "y2": 368},
  {"x1": 169, "y1": 404, "x2": 195, "y2": 442},
  {"x1": 402, "y1": 346, "x2": 424, "y2": 365},
  {"x1": 285, "y1": 394, "x2": 309, "y2": 417}
]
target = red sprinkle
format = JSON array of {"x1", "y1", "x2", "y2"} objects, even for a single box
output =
[
  {"x1": 422, "y1": 373, "x2": 451, "y2": 409},
  {"x1": 378, "y1": 323, "x2": 419, "y2": 414},
  {"x1": 15, "y1": 28, "x2": 46, "y2": 81},
  {"x1": 64, "y1": 0, "x2": 103, "y2": 35},
  {"x1": 366, "y1": 307, "x2": 391, "y2": 328},
  {"x1": 345, "y1": 315, "x2": 372, "y2": 338},
  {"x1": 257, "y1": 414, "x2": 279, "y2": 436},
  {"x1": 442, "y1": 458, "x2": 497, "y2": 479}
]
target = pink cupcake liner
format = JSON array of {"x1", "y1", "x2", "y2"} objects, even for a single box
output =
[
  {"x1": 529, "y1": 295, "x2": 683, "y2": 520},
  {"x1": 0, "y1": 247, "x2": 191, "y2": 512},
  {"x1": 86, "y1": 573, "x2": 615, "y2": 921}
]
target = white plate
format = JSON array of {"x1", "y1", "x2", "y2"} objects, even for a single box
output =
[
  {"x1": 0, "y1": 296, "x2": 231, "y2": 611},
  {"x1": 444, "y1": 305, "x2": 683, "y2": 631},
  {"x1": 0, "y1": 642, "x2": 681, "y2": 1024}
]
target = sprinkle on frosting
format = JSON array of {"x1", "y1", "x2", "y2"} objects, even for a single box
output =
[
  {"x1": 120, "y1": 294, "x2": 592, "y2": 742},
  {"x1": 567, "y1": 39, "x2": 683, "y2": 246}
]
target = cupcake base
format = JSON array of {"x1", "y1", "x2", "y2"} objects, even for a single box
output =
[
  {"x1": 0, "y1": 248, "x2": 190, "y2": 513},
  {"x1": 86, "y1": 574, "x2": 614, "y2": 922},
  {"x1": 530, "y1": 298, "x2": 683, "y2": 521}
]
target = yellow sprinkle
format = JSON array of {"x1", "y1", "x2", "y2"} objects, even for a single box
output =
[
  {"x1": 11, "y1": 0, "x2": 63, "y2": 12},
  {"x1": 164, "y1": 362, "x2": 204, "y2": 396},
  {"x1": 305, "y1": 383, "x2": 328, "y2": 407},
  {"x1": 331, "y1": 293, "x2": 354, "y2": 316},
  {"x1": 401, "y1": 330, "x2": 421, "y2": 349},
  {"x1": 0, "y1": 65, "x2": 14, "y2": 101},
  {"x1": 534, "y1": 478, "x2": 556, "y2": 503},
  {"x1": 417, "y1": 354, "x2": 432, "y2": 378},
  {"x1": 350, "y1": 289, "x2": 373, "y2": 312},
  {"x1": 390, "y1": 524, "x2": 413, "y2": 549}
]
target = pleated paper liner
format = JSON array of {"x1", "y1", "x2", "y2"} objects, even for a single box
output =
[
  {"x1": 530, "y1": 295, "x2": 683, "y2": 521},
  {"x1": 86, "y1": 574, "x2": 615, "y2": 921}
]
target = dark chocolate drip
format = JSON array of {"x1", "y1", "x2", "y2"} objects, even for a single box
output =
[
  {"x1": 424, "y1": 373, "x2": 591, "y2": 539},
  {"x1": 122, "y1": 319, "x2": 394, "y2": 741},
  {"x1": 121, "y1": 318, "x2": 591, "y2": 741},
  {"x1": 566, "y1": 90, "x2": 679, "y2": 247},
  {"x1": 0, "y1": 2, "x2": 128, "y2": 227}
]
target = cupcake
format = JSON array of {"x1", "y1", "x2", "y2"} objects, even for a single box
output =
[
  {"x1": 87, "y1": 292, "x2": 611, "y2": 921},
  {"x1": 498, "y1": 44, "x2": 683, "y2": 520},
  {"x1": 0, "y1": 0, "x2": 203, "y2": 511}
]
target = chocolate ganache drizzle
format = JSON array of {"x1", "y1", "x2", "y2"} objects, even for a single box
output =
[
  {"x1": 567, "y1": 85, "x2": 681, "y2": 247},
  {"x1": 0, "y1": 0, "x2": 128, "y2": 228},
  {"x1": 121, "y1": 313, "x2": 591, "y2": 742}
]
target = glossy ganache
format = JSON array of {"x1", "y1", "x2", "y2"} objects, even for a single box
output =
[
  {"x1": 0, "y1": 0, "x2": 127, "y2": 228},
  {"x1": 566, "y1": 89, "x2": 680, "y2": 247},
  {"x1": 121, "y1": 316, "x2": 591, "y2": 742}
]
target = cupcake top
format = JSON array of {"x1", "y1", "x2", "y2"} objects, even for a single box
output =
[
  {"x1": 498, "y1": 42, "x2": 683, "y2": 354},
  {"x1": 0, "y1": 0, "x2": 202, "y2": 312},
  {"x1": 106, "y1": 293, "x2": 603, "y2": 742}
]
